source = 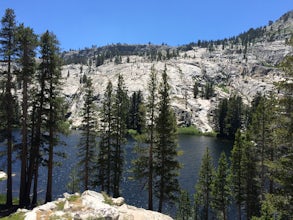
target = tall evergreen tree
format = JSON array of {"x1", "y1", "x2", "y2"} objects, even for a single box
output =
[
  {"x1": 194, "y1": 148, "x2": 214, "y2": 220},
  {"x1": 216, "y1": 98, "x2": 228, "y2": 138},
  {"x1": 97, "y1": 81, "x2": 114, "y2": 194},
  {"x1": 224, "y1": 95, "x2": 243, "y2": 140},
  {"x1": 176, "y1": 190, "x2": 192, "y2": 220},
  {"x1": 248, "y1": 94, "x2": 277, "y2": 199},
  {"x1": 0, "y1": 8, "x2": 17, "y2": 206},
  {"x1": 112, "y1": 74, "x2": 128, "y2": 197},
  {"x1": 230, "y1": 130, "x2": 245, "y2": 220},
  {"x1": 132, "y1": 65, "x2": 157, "y2": 210},
  {"x1": 78, "y1": 77, "x2": 97, "y2": 190},
  {"x1": 255, "y1": 36, "x2": 293, "y2": 219},
  {"x1": 212, "y1": 152, "x2": 230, "y2": 220},
  {"x1": 15, "y1": 24, "x2": 38, "y2": 206},
  {"x1": 154, "y1": 65, "x2": 180, "y2": 212},
  {"x1": 241, "y1": 133, "x2": 260, "y2": 219}
]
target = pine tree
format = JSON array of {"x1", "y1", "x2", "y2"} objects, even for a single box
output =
[
  {"x1": 112, "y1": 74, "x2": 128, "y2": 197},
  {"x1": 224, "y1": 95, "x2": 243, "y2": 140},
  {"x1": 132, "y1": 65, "x2": 157, "y2": 210},
  {"x1": 194, "y1": 148, "x2": 214, "y2": 220},
  {"x1": 97, "y1": 81, "x2": 114, "y2": 194},
  {"x1": 216, "y1": 98, "x2": 228, "y2": 138},
  {"x1": 248, "y1": 94, "x2": 277, "y2": 199},
  {"x1": 193, "y1": 81, "x2": 199, "y2": 99},
  {"x1": 176, "y1": 190, "x2": 192, "y2": 220},
  {"x1": 255, "y1": 36, "x2": 293, "y2": 219},
  {"x1": 0, "y1": 8, "x2": 17, "y2": 206},
  {"x1": 15, "y1": 23, "x2": 38, "y2": 206},
  {"x1": 78, "y1": 77, "x2": 97, "y2": 190},
  {"x1": 212, "y1": 152, "x2": 230, "y2": 220},
  {"x1": 230, "y1": 130, "x2": 245, "y2": 220},
  {"x1": 155, "y1": 65, "x2": 180, "y2": 212},
  {"x1": 241, "y1": 133, "x2": 260, "y2": 219}
]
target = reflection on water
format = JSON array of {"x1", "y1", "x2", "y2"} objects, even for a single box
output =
[{"x1": 0, "y1": 131, "x2": 232, "y2": 215}]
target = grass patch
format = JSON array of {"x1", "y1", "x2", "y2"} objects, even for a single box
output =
[
  {"x1": 101, "y1": 192, "x2": 113, "y2": 205},
  {"x1": 0, "y1": 212, "x2": 25, "y2": 220},
  {"x1": 67, "y1": 194, "x2": 80, "y2": 202},
  {"x1": 177, "y1": 126, "x2": 202, "y2": 135},
  {"x1": 0, "y1": 195, "x2": 19, "y2": 205},
  {"x1": 217, "y1": 84, "x2": 229, "y2": 94},
  {"x1": 55, "y1": 201, "x2": 65, "y2": 211}
]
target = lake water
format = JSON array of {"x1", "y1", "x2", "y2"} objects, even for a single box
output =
[{"x1": 0, "y1": 131, "x2": 232, "y2": 215}]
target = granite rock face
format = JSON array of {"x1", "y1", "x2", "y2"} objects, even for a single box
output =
[
  {"x1": 20, "y1": 190, "x2": 173, "y2": 220},
  {"x1": 60, "y1": 11, "x2": 292, "y2": 132}
]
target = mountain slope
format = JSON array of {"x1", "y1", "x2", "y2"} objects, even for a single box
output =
[{"x1": 61, "y1": 11, "x2": 292, "y2": 132}]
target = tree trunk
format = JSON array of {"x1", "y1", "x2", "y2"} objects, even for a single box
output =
[
  {"x1": 238, "y1": 203, "x2": 242, "y2": 220},
  {"x1": 148, "y1": 114, "x2": 154, "y2": 210},
  {"x1": 19, "y1": 75, "x2": 28, "y2": 207},
  {"x1": 32, "y1": 161, "x2": 39, "y2": 206},
  {"x1": 45, "y1": 78, "x2": 54, "y2": 202},
  {"x1": 6, "y1": 58, "x2": 13, "y2": 207}
]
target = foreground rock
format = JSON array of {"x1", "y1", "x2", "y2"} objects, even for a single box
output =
[{"x1": 18, "y1": 190, "x2": 173, "y2": 220}]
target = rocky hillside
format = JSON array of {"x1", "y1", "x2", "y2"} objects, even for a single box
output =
[
  {"x1": 14, "y1": 190, "x2": 172, "y2": 220},
  {"x1": 61, "y1": 11, "x2": 292, "y2": 132}
]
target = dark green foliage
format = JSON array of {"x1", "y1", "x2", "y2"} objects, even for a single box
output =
[
  {"x1": 241, "y1": 133, "x2": 260, "y2": 219},
  {"x1": 202, "y1": 82, "x2": 214, "y2": 99},
  {"x1": 194, "y1": 148, "x2": 214, "y2": 220},
  {"x1": 154, "y1": 65, "x2": 180, "y2": 212},
  {"x1": 97, "y1": 81, "x2": 114, "y2": 194},
  {"x1": 78, "y1": 78, "x2": 97, "y2": 190},
  {"x1": 176, "y1": 190, "x2": 192, "y2": 220},
  {"x1": 95, "y1": 54, "x2": 104, "y2": 67},
  {"x1": 0, "y1": 8, "x2": 17, "y2": 206},
  {"x1": 215, "y1": 98, "x2": 228, "y2": 138},
  {"x1": 15, "y1": 23, "x2": 38, "y2": 206},
  {"x1": 128, "y1": 91, "x2": 146, "y2": 134},
  {"x1": 193, "y1": 81, "x2": 199, "y2": 99},
  {"x1": 67, "y1": 167, "x2": 80, "y2": 194},
  {"x1": 212, "y1": 152, "x2": 230, "y2": 220},
  {"x1": 255, "y1": 36, "x2": 293, "y2": 219},
  {"x1": 248, "y1": 94, "x2": 277, "y2": 198},
  {"x1": 215, "y1": 95, "x2": 243, "y2": 140},
  {"x1": 112, "y1": 74, "x2": 128, "y2": 197},
  {"x1": 132, "y1": 65, "x2": 157, "y2": 210}
]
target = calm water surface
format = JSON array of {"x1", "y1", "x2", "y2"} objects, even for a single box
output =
[{"x1": 0, "y1": 131, "x2": 232, "y2": 215}]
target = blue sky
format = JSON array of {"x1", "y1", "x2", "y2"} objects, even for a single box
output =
[{"x1": 1, "y1": 0, "x2": 292, "y2": 51}]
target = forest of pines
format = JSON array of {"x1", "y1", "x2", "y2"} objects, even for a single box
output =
[{"x1": 0, "y1": 8, "x2": 292, "y2": 220}]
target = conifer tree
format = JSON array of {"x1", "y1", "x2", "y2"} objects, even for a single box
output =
[
  {"x1": 230, "y1": 130, "x2": 245, "y2": 220},
  {"x1": 241, "y1": 133, "x2": 260, "y2": 219},
  {"x1": 15, "y1": 23, "x2": 38, "y2": 206},
  {"x1": 248, "y1": 94, "x2": 277, "y2": 199},
  {"x1": 176, "y1": 190, "x2": 192, "y2": 220},
  {"x1": 132, "y1": 65, "x2": 157, "y2": 210},
  {"x1": 255, "y1": 36, "x2": 293, "y2": 219},
  {"x1": 0, "y1": 8, "x2": 17, "y2": 206},
  {"x1": 112, "y1": 74, "x2": 128, "y2": 197},
  {"x1": 224, "y1": 95, "x2": 243, "y2": 140},
  {"x1": 154, "y1": 65, "x2": 180, "y2": 212},
  {"x1": 212, "y1": 152, "x2": 230, "y2": 220},
  {"x1": 78, "y1": 77, "x2": 97, "y2": 190},
  {"x1": 97, "y1": 81, "x2": 114, "y2": 194},
  {"x1": 194, "y1": 148, "x2": 214, "y2": 220}
]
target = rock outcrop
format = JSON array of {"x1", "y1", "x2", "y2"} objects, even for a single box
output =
[
  {"x1": 18, "y1": 190, "x2": 173, "y2": 220},
  {"x1": 60, "y1": 11, "x2": 293, "y2": 132}
]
